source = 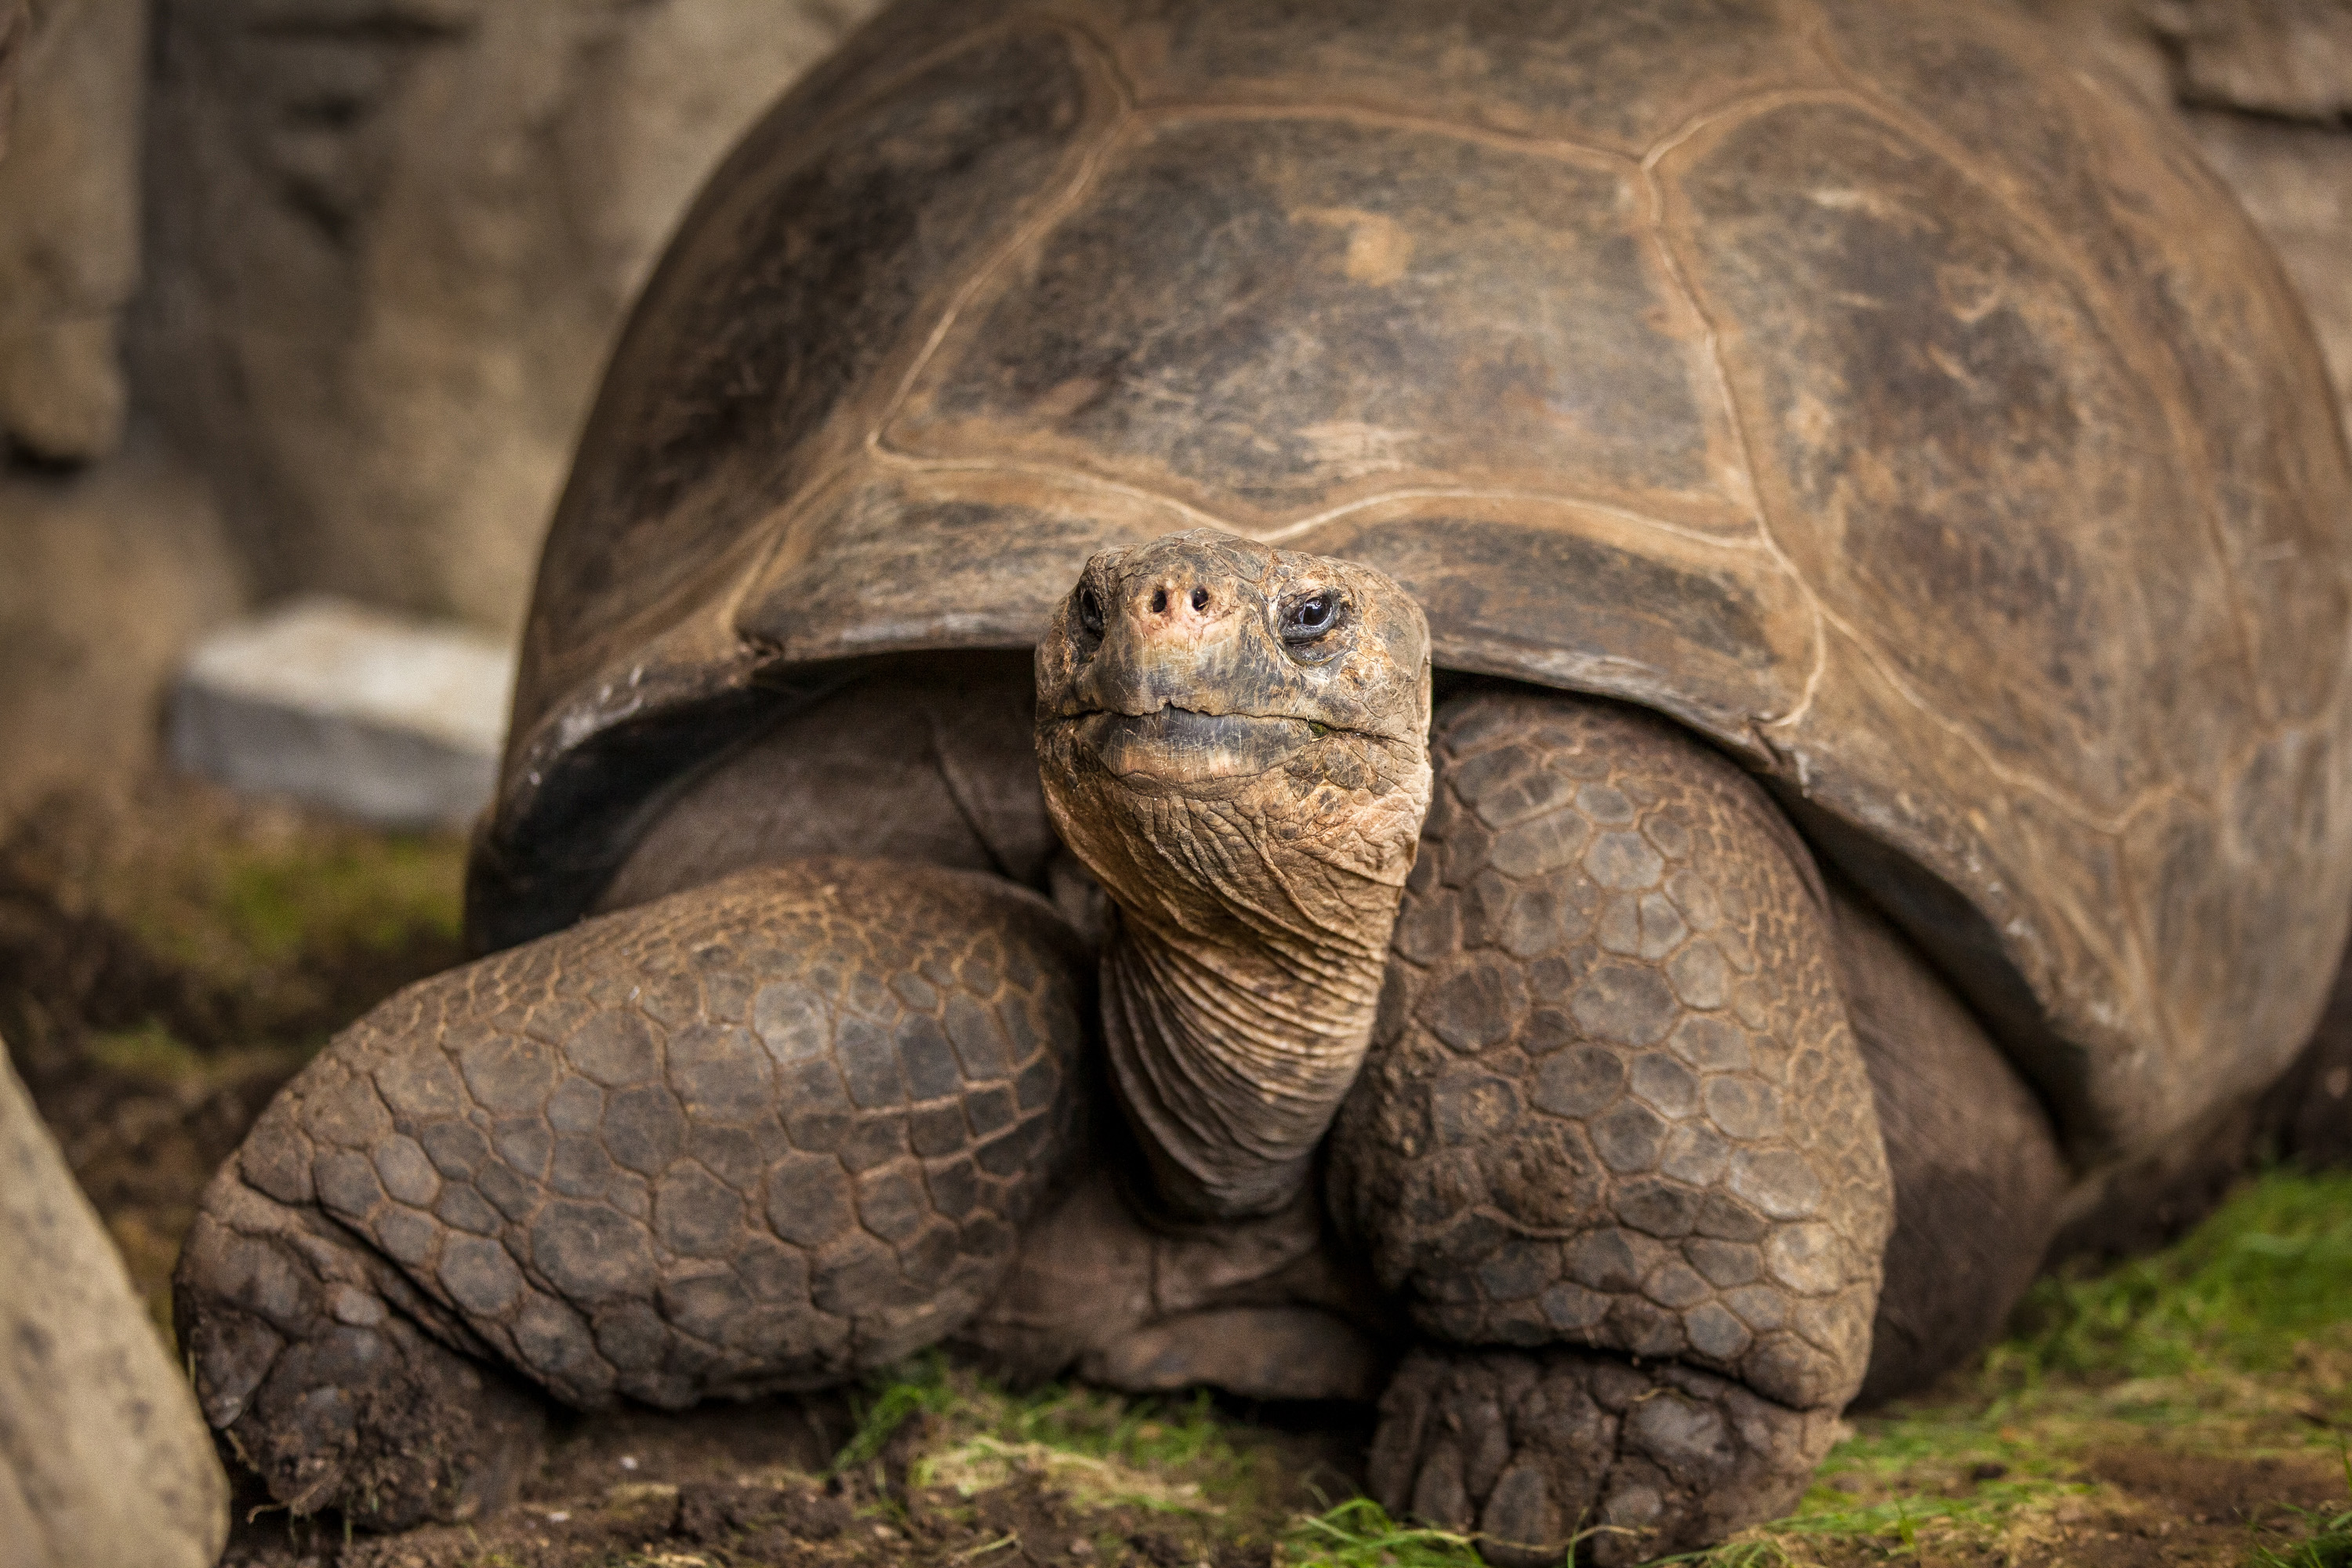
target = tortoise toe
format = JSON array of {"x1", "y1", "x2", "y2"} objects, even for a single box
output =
[{"x1": 1372, "y1": 1345, "x2": 1836, "y2": 1567}]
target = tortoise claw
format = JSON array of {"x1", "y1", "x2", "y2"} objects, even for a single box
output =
[
  {"x1": 1372, "y1": 1345, "x2": 1836, "y2": 1568},
  {"x1": 174, "y1": 1173, "x2": 545, "y2": 1530}
]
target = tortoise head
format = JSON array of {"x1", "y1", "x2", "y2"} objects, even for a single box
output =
[{"x1": 1036, "y1": 529, "x2": 1434, "y2": 1217}]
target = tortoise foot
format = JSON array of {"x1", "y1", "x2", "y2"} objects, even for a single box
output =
[
  {"x1": 176, "y1": 858, "x2": 1089, "y2": 1525},
  {"x1": 175, "y1": 1174, "x2": 545, "y2": 1530},
  {"x1": 1370, "y1": 1345, "x2": 1835, "y2": 1567}
]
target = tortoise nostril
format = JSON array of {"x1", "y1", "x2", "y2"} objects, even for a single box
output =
[
  {"x1": 1150, "y1": 587, "x2": 1168, "y2": 614},
  {"x1": 1190, "y1": 586, "x2": 1210, "y2": 612}
]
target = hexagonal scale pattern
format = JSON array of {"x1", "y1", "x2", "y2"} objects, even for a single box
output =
[
  {"x1": 1331, "y1": 687, "x2": 1893, "y2": 1413},
  {"x1": 189, "y1": 859, "x2": 1088, "y2": 1417}
]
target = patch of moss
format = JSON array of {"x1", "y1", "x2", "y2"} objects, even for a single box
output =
[
  {"x1": 2001, "y1": 1169, "x2": 2352, "y2": 1384},
  {"x1": 206, "y1": 834, "x2": 465, "y2": 967},
  {"x1": 84, "y1": 1019, "x2": 209, "y2": 1082},
  {"x1": 999, "y1": 1385, "x2": 1246, "y2": 1480},
  {"x1": 83, "y1": 1018, "x2": 315, "y2": 1092},
  {"x1": 826, "y1": 1354, "x2": 1376, "y2": 1565},
  {"x1": 833, "y1": 1356, "x2": 1257, "y2": 1506},
  {"x1": 2, "y1": 782, "x2": 470, "y2": 1079},
  {"x1": 920, "y1": 1436, "x2": 1212, "y2": 1514},
  {"x1": 110, "y1": 824, "x2": 466, "y2": 1006}
]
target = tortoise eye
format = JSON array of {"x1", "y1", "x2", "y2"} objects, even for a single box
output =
[
  {"x1": 1279, "y1": 589, "x2": 1346, "y2": 654},
  {"x1": 1076, "y1": 586, "x2": 1105, "y2": 638}
]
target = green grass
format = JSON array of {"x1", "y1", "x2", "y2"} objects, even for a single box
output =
[
  {"x1": 1998, "y1": 1170, "x2": 2352, "y2": 1385},
  {"x1": 2247, "y1": 1448, "x2": 2352, "y2": 1568},
  {"x1": 830, "y1": 1353, "x2": 967, "y2": 1472},
  {"x1": 2255, "y1": 1518, "x2": 2352, "y2": 1568},
  {"x1": 1282, "y1": 1497, "x2": 1486, "y2": 1566},
  {"x1": 2252, "y1": 1501, "x2": 2352, "y2": 1567}
]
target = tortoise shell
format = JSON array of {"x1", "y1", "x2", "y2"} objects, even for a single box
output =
[{"x1": 472, "y1": 0, "x2": 2352, "y2": 1169}]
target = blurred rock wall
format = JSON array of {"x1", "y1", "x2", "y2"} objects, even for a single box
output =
[
  {"x1": 2037, "y1": 0, "x2": 2352, "y2": 442},
  {"x1": 0, "y1": 0, "x2": 876, "y2": 823},
  {"x1": 0, "y1": 0, "x2": 143, "y2": 464},
  {"x1": 0, "y1": 0, "x2": 230, "y2": 826},
  {"x1": 134, "y1": 0, "x2": 884, "y2": 634}
]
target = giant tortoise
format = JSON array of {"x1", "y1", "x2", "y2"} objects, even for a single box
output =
[{"x1": 174, "y1": 0, "x2": 2352, "y2": 1560}]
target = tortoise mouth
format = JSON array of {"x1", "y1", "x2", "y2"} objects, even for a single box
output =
[{"x1": 1062, "y1": 706, "x2": 1324, "y2": 781}]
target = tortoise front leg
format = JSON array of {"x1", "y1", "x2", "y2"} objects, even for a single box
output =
[
  {"x1": 174, "y1": 859, "x2": 1087, "y2": 1528},
  {"x1": 1330, "y1": 687, "x2": 1892, "y2": 1566}
]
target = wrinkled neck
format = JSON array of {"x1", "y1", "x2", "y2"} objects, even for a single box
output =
[
  {"x1": 1101, "y1": 869, "x2": 1401, "y2": 1218},
  {"x1": 1038, "y1": 711, "x2": 1434, "y2": 1220}
]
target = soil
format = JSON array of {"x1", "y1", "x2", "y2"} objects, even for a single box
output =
[
  {"x1": 227, "y1": 1398, "x2": 1367, "y2": 1568},
  {"x1": 213, "y1": 1434, "x2": 2350, "y2": 1568}
]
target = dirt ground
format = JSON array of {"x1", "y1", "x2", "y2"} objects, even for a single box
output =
[
  {"x1": 227, "y1": 1392, "x2": 1368, "y2": 1568},
  {"x1": 3, "y1": 776, "x2": 2349, "y2": 1568}
]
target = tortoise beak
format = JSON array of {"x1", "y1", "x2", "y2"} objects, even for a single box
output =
[{"x1": 1079, "y1": 706, "x2": 1320, "y2": 781}]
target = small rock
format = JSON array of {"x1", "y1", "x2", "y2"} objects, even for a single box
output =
[{"x1": 168, "y1": 597, "x2": 515, "y2": 828}]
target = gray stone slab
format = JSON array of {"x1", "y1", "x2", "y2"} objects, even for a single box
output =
[
  {"x1": 1, "y1": 1045, "x2": 227, "y2": 1568},
  {"x1": 169, "y1": 596, "x2": 515, "y2": 829}
]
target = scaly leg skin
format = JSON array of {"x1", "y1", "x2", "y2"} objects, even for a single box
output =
[
  {"x1": 957, "y1": 1123, "x2": 1401, "y2": 1403},
  {"x1": 1330, "y1": 687, "x2": 1893, "y2": 1565},
  {"x1": 175, "y1": 859, "x2": 1088, "y2": 1528}
]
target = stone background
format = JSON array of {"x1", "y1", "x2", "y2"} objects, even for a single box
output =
[
  {"x1": 2038, "y1": 0, "x2": 2352, "y2": 438},
  {"x1": 0, "y1": 0, "x2": 2347, "y2": 826},
  {"x1": 0, "y1": 0, "x2": 882, "y2": 822}
]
